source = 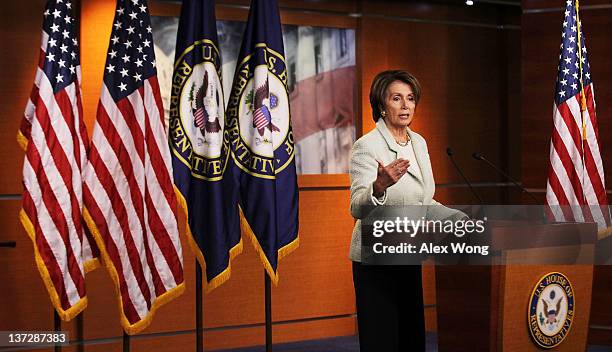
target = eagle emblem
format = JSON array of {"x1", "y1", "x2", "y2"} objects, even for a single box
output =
[
  {"x1": 541, "y1": 294, "x2": 563, "y2": 328},
  {"x1": 528, "y1": 272, "x2": 574, "y2": 349},
  {"x1": 249, "y1": 77, "x2": 280, "y2": 138},
  {"x1": 192, "y1": 70, "x2": 221, "y2": 144},
  {"x1": 229, "y1": 59, "x2": 292, "y2": 176}
]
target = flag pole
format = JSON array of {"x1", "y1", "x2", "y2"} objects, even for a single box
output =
[
  {"x1": 76, "y1": 313, "x2": 84, "y2": 352},
  {"x1": 265, "y1": 272, "x2": 272, "y2": 352},
  {"x1": 575, "y1": 0, "x2": 587, "y2": 140},
  {"x1": 575, "y1": 0, "x2": 589, "y2": 204},
  {"x1": 122, "y1": 332, "x2": 130, "y2": 352},
  {"x1": 73, "y1": 7, "x2": 87, "y2": 348},
  {"x1": 54, "y1": 311, "x2": 61, "y2": 352},
  {"x1": 196, "y1": 262, "x2": 204, "y2": 352}
]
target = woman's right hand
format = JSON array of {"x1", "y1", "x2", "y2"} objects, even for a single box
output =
[{"x1": 372, "y1": 158, "x2": 410, "y2": 197}]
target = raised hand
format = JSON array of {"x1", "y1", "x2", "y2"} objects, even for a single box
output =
[{"x1": 373, "y1": 158, "x2": 410, "y2": 197}]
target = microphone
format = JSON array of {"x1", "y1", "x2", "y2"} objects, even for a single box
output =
[
  {"x1": 446, "y1": 147, "x2": 483, "y2": 204},
  {"x1": 472, "y1": 152, "x2": 539, "y2": 204}
]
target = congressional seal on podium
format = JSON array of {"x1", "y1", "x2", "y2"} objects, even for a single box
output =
[{"x1": 528, "y1": 272, "x2": 575, "y2": 349}]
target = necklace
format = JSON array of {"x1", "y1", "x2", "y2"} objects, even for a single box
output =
[{"x1": 395, "y1": 131, "x2": 411, "y2": 146}]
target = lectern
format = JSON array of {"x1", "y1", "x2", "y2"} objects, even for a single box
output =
[{"x1": 435, "y1": 221, "x2": 597, "y2": 351}]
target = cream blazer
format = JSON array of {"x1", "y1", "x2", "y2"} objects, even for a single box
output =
[{"x1": 348, "y1": 119, "x2": 465, "y2": 262}]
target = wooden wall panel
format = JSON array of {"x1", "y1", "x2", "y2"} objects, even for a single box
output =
[
  {"x1": 0, "y1": 0, "x2": 46, "y2": 195},
  {"x1": 359, "y1": 16, "x2": 390, "y2": 136},
  {"x1": 80, "y1": 0, "x2": 116, "y2": 132},
  {"x1": 361, "y1": 0, "x2": 511, "y2": 26},
  {"x1": 590, "y1": 265, "x2": 612, "y2": 345},
  {"x1": 150, "y1": 0, "x2": 358, "y2": 28},
  {"x1": 504, "y1": 25, "x2": 523, "y2": 183},
  {"x1": 0, "y1": 200, "x2": 54, "y2": 332},
  {"x1": 10, "y1": 316, "x2": 352, "y2": 351},
  {"x1": 35, "y1": 316, "x2": 354, "y2": 352},
  {"x1": 272, "y1": 190, "x2": 355, "y2": 321},
  {"x1": 210, "y1": 0, "x2": 358, "y2": 13},
  {"x1": 268, "y1": 315, "x2": 355, "y2": 346}
]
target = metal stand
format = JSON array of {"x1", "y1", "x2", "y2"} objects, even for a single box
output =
[
  {"x1": 123, "y1": 332, "x2": 130, "y2": 352},
  {"x1": 196, "y1": 262, "x2": 203, "y2": 352},
  {"x1": 54, "y1": 311, "x2": 61, "y2": 352},
  {"x1": 265, "y1": 273, "x2": 272, "y2": 352}
]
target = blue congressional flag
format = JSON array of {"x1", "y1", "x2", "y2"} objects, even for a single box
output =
[
  {"x1": 226, "y1": 0, "x2": 299, "y2": 283},
  {"x1": 169, "y1": 0, "x2": 242, "y2": 291}
]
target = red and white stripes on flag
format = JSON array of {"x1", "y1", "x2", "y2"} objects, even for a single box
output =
[
  {"x1": 82, "y1": 0, "x2": 184, "y2": 334},
  {"x1": 253, "y1": 108, "x2": 270, "y2": 130},
  {"x1": 546, "y1": 86, "x2": 610, "y2": 227},
  {"x1": 194, "y1": 107, "x2": 205, "y2": 128},
  {"x1": 546, "y1": 0, "x2": 610, "y2": 231},
  {"x1": 83, "y1": 81, "x2": 184, "y2": 334},
  {"x1": 18, "y1": 0, "x2": 99, "y2": 322}
]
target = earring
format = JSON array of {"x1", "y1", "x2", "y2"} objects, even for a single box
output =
[{"x1": 381, "y1": 110, "x2": 386, "y2": 118}]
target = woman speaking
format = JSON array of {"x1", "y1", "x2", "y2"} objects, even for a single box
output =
[{"x1": 349, "y1": 70, "x2": 465, "y2": 351}]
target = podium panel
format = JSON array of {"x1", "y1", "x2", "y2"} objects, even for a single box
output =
[
  {"x1": 500, "y1": 265, "x2": 593, "y2": 351},
  {"x1": 436, "y1": 222, "x2": 596, "y2": 351}
]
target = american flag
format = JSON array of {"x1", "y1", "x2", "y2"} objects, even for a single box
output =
[
  {"x1": 82, "y1": 0, "x2": 184, "y2": 334},
  {"x1": 546, "y1": 0, "x2": 610, "y2": 230},
  {"x1": 18, "y1": 0, "x2": 99, "y2": 321}
]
